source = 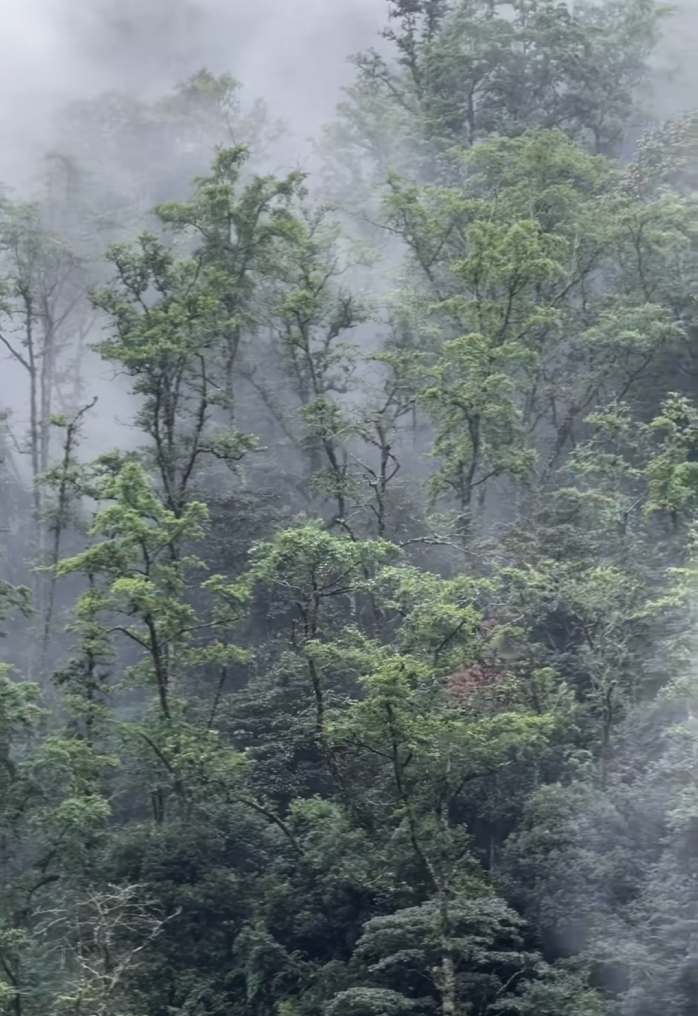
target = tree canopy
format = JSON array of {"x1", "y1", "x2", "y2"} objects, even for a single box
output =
[{"x1": 1, "y1": 3, "x2": 698, "y2": 1015}]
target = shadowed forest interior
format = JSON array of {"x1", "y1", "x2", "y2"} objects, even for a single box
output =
[{"x1": 4, "y1": 2, "x2": 698, "y2": 1014}]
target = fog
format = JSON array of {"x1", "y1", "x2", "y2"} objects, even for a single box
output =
[
  {"x1": 0, "y1": 0, "x2": 385, "y2": 190},
  {"x1": 0, "y1": 0, "x2": 390, "y2": 465},
  {"x1": 2, "y1": 5, "x2": 698, "y2": 1013},
  {"x1": 0, "y1": 0, "x2": 695, "y2": 194},
  {"x1": 653, "y1": 0, "x2": 698, "y2": 120}
]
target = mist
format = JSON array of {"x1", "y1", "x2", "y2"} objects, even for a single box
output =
[
  {"x1": 0, "y1": 0, "x2": 385, "y2": 191},
  {"x1": 1, "y1": 3, "x2": 698, "y2": 1016}
]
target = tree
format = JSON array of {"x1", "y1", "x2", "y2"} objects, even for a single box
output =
[
  {"x1": 92, "y1": 235, "x2": 257, "y2": 517},
  {"x1": 91, "y1": 146, "x2": 312, "y2": 517},
  {"x1": 380, "y1": 129, "x2": 684, "y2": 536},
  {"x1": 0, "y1": 670, "x2": 112, "y2": 1016},
  {"x1": 5, "y1": 15, "x2": 698, "y2": 1016},
  {"x1": 322, "y1": 0, "x2": 661, "y2": 204},
  {"x1": 56, "y1": 460, "x2": 248, "y2": 727},
  {"x1": 241, "y1": 204, "x2": 369, "y2": 519},
  {"x1": 0, "y1": 203, "x2": 85, "y2": 512}
]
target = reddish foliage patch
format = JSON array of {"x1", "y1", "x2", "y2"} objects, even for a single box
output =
[{"x1": 446, "y1": 662, "x2": 505, "y2": 701}]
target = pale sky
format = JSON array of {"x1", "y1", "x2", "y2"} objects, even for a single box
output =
[{"x1": 0, "y1": 0, "x2": 385, "y2": 188}]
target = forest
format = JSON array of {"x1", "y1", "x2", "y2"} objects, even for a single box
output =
[{"x1": 3, "y1": 1, "x2": 698, "y2": 1014}]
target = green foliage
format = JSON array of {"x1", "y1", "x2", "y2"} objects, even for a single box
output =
[
  {"x1": 646, "y1": 394, "x2": 698, "y2": 519},
  {"x1": 379, "y1": 128, "x2": 689, "y2": 531},
  {"x1": 4, "y1": 8, "x2": 698, "y2": 1016},
  {"x1": 92, "y1": 232, "x2": 258, "y2": 515},
  {"x1": 511, "y1": 968, "x2": 610, "y2": 1016},
  {"x1": 323, "y1": 0, "x2": 661, "y2": 200},
  {"x1": 56, "y1": 460, "x2": 248, "y2": 726},
  {"x1": 0, "y1": 578, "x2": 31, "y2": 637},
  {"x1": 247, "y1": 522, "x2": 399, "y2": 618}
]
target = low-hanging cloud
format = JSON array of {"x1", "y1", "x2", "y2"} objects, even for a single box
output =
[{"x1": 0, "y1": 0, "x2": 385, "y2": 191}]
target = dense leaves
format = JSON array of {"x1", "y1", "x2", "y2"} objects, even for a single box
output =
[{"x1": 2, "y1": 5, "x2": 698, "y2": 1016}]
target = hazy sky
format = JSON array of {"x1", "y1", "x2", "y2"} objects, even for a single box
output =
[
  {"x1": 0, "y1": 0, "x2": 694, "y2": 190},
  {"x1": 0, "y1": 0, "x2": 385, "y2": 188}
]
